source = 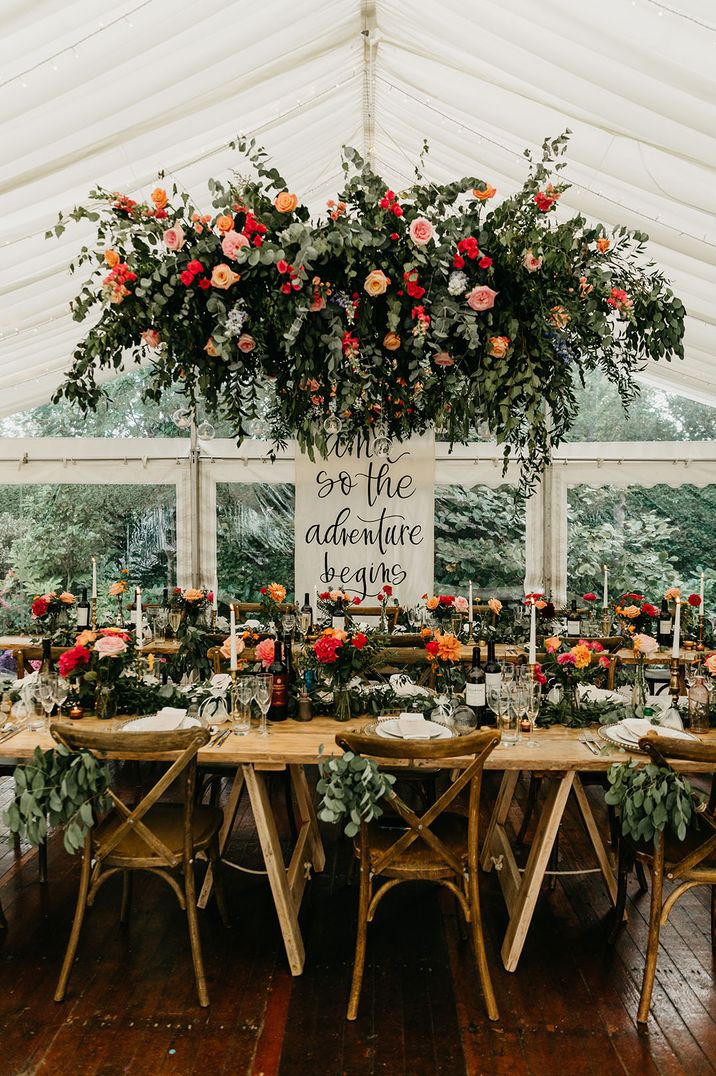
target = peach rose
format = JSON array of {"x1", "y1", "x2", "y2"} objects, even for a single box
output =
[
  {"x1": 151, "y1": 188, "x2": 168, "y2": 210},
  {"x1": 222, "y1": 230, "x2": 249, "y2": 259},
  {"x1": 104, "y1": 249, "x2": 120, "y2": 268},
  {"x1": 633, "y1": 633, "x2": 659, "y2": 655},
  {"x1": 408, "y1": 217, "x2": 434, "y2": 245},
  {"x1": 433, "y1": 351, "x2": 455, "y2": 367},
  {"x1": 215, "y1": 214, "x2": 235, "y2": 234},
  {"x1": 142, "y1": 329, "x2": 161, "y2": 349},
  {"x1": 705, "y1": 653, "x2": 716, "y2": 676},
  {"x1": 622, "y1": 605, "x2": 641, "y2": 619},
  {"x1": 522, "y1": 249, "x2": 543, "y2": 272},
  {"x1": 75, "y1": 630, "x2": 97, "y2": 648},
  {"x1": 184, "y1": 588, "x2": 204, "y2": 602},
  {"x1": 219, "y1": 635, "x2": 245, "y2": 661},
  {"x1": 488, "y1": 336, "x2": 510, "y2": 358},
  {"x1": 364, "y1": 269, "x2": 390, "y2": 297},
  {"x1": 204, "y1": 338, "x2": 218, "y2": 357},
  {"x1": 383, "y1": 331, "x2": 401, "y2": 350},
  {"x1": 545, "y1": 636, "x2": 561, "y2": 653},
  {"x1": 211, "y1": 264, "x2": 241, "y2": 289},
  {"x1": 454, "y1": 595, "x2": 469, "y2": 614},
  {"x1": 274, "y1": 192, "x2": 298, "y2": 213},
  {"x1": 426, "y1": 596, "x2": 439, "y2": 611},
  {"x1": 237, "y1": 334, "x2": 256, "y2": 353},
  {"x1": 163, "y1": 225, "x2": 185, "y2": 251},
  {"x1": 550, "y1": 305, "x2": 570, "y2": 329},
  {"x1": 466, "y1": 285, "x2": 497, "y2": 312},
  {"x1": 59, "y1": 591, "x2": 75, "y2": 604},
  {"x1": 664, "y1": 586, "x2": 681, "y2": 601},
  {"x1": 108, "y1": 581, "x2": 126, "y2": 597},
  {"x1": 472, "y1": 183, "x2": 496, "y2": 201},
  {"x1": 255, "y1": 638, "x2": 276, "y2": 667},
  {"x1": 310, "y1": 291, "x2": 326, "y2": 312},
  {"x1": 488, "y1": 597, "x2": 503, "y2": 616},
  {"x1": 535, "y1": 600, "x2": 547, "y2": 610},
  {"x1": 93, "y1": 635, "x2": 127, "y2": 658},
  {"x1": 596, "y1": 236, "x2": 610, "y2": 254}
]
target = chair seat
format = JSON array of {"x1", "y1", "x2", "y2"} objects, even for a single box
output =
[
  {"x1": 361, "y1": 813, "x2": 468, "y2": 879},
  {"x1": 634, "y1": 825, "x2": 716, "y2": 876},
  {"x1": 95, "y1": 803, "x2": 223, "y2": 865}
]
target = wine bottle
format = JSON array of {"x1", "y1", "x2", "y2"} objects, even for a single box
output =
[
  {"x1": 658, "y1": 598, "x2": 672, "y2": 648},
  {"x1": 76, "y1": 586, "x2": 90, "y2": 629},
  {"x1": 284, "y1": 637, "x2": 293, "y2": 683},
  {"x1": 567, "y1": 598, "x2": 581, "y2": 636},
  {"x1": 484, "y1": 640, "x2": 502, "y2": 693},
  {"x1": 464, "y1": 645, "x2": 487, "y2": 723},
  {"x1": 300, "y1": 592, "x2": 313, "y2": 635},
  {"x1": 40, "y1": 637, "x2": 53, "y2": 675},
  {"x1": 268, "y1": 640, "x2": 288, "y2": 721}
]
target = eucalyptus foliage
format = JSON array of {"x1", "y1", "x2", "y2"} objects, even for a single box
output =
[
  {"x1": 317, "y1": 748, "x2": 396, "y2": 837},
  {"x1": 3, "y1": 745, "x2": 111, "y2": 854},
  {"x1": 51, "y1": 133, "x2": 685, "y2": 493},
  {"x1": 605, "y1": 760, "x2": 702, "y2": 844}
]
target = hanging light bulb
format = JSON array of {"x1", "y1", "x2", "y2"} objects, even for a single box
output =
[
  {"x1": 196, "y1": 420, "x2": 215, "y2": 440},
  {"x1": 373, "y1": 429, "x2": 391, "y2": 457},
  {"x1": 172, "y1": 407, "x2": 193, "y2": 429},
  {"x1": 323, "y1": 413, "x2": 343, "y2": 434},
  {"x1": 477, "y1": 420, "x2": 492, "y2": 440}
]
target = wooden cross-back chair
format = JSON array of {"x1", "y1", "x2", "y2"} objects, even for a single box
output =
[
  {"x1": 336, "y1": 728, "x2": 501, "y2": 1022},
  {"x1": 50, "y1": 722, "x2": 229, "y2": 1008},
  {"x1": 611, "y1": 731, "x2": 716, "y2": 1025}
]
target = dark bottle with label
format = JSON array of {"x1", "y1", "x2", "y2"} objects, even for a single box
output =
[
  {"x1": 567, "y1": 598, "x2": 581, "y2": 636},
  {"x1": 40, "y1": 637, "x2": 53, "y2": 675},
  {"x1": 268, "y1": 640, "x2": 288, "y2": 721},
  {"x1": 76, "y1": 586, "x2": 90, "y2": 629},
  {"x1": 658, "y1": 597, "x2": 672, "y2": 648},
  {"x1": 484, "y1": 640, "x2": 502, "y2": 694},
  {"x1": 464, "y1": 646, "x2": 487, "y2": 724},
  {"x1": 284, "y1": 637, "x2": 293, "y2": 683},
  {"x1": 300, "y1": 592, "x2": 313, "y2": 635}
]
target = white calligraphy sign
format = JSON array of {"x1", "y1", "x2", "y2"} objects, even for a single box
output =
[{"x1": 294, "y1": 434, "x2": 434, "y2": 605}]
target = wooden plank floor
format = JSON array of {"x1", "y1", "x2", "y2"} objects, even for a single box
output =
[{"x1": 1, "y1": 768, "x2": 715, "y2": 1076}]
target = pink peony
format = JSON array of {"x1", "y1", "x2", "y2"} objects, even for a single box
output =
[
  {"x1": 93, "y1": 635, "x2": 127, "y2": 658},
  {"x1": 598, "y1": 655, "x2": 611, "y2": 668},
  {"x1": 163, "y1": 225, "x2": 185, "y2": 251},
  {"x1": 466, "y1": 285, "x2": 498, "y2": 312},
  {"x1": 557, "y1": 652, "x2": 576, "y2": 665},
  {"x1": 255, "y1": 638, "x2": 275, "y2": 668},
  {"x1": 453, "y1": 596, "x2": 469, "y2": 614},
  {"x1": 522, "y1": 250, "x2": 543, "y2": 272},
  {"x1": 221, "y1": 230, "x2": 249, "y2": 259},
  {"x1": 141, "y1": 329, "x2": 161, "y2": 349},
  {"x1": 408, "y1": 217, "x2": 434, "y2": 245},
  {"x1": 237, "y1": 334, "x2": 256, "y2": 353}
]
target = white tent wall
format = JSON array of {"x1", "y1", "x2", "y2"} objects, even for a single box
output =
[{"x1": 2, "y1": 435, "x2": 715, "y2": 605}]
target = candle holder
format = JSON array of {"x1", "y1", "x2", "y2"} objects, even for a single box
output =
[
  {"x1": 91, "y1": 597, "x2": 97, "y2": 631},
  {"x1": 669, "y1": 657, "x2": 681, "y2": 700},
  {"x1": 698, "y1": 614, "x2": 705, "y2": 645},
  {"x1": 601, "y1": 609, "x2": 611, "y2": 637}
]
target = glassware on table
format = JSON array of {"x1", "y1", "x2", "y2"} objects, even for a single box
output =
[
  {"x1": 254, "y1": 674, "x2": 274, "y2": 737},
  {"x1": 168, "y1": 609, "x2": 182, "y2": 636},
  {"x1": 500, "y1": 684, "x2": 522, "y2": 745},
  {"x1": 501, "y1": 662, "x2": 515, "y2": 685},
  {"x1": 281, "y1": 614, "x2": 296, "y2": 640},
  {"x1": 525, "y1": 681, "x2": 542, "y2": 728},
  {"x1": 234, "y1": 675, "x2": 254, "y2": 735},
  {"x1": 37, "y1": 673, "x2": 57, "y2": 731},
  {"x1": 452, "y1": 702, "x2": 477, "y2": 735},
  {"x1": 54, "y1": 676, "x2": 70, "y2": 718},
  {"x1": 486, "y1": 685, "x2": 504, "y2": 724},
  {"x1": 688, "y1": 674, "x2": 710, "y2": 731}
]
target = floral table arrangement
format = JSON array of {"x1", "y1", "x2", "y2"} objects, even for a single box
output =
[
  {"x1": 51, "y1": 132, "x2": 685, "y2": 494},
  {"x1": 421, "y1": 593, "x2": 469, "y2": 625},
  {"x1": 421, "y1": 628, "x2": 466, "y2": 695},
  {"x1": 258, "y1": 581, "x2": 289, "y2": 630},
  {"x1": 317, "y1": 589, "x2": 363, "y2": 624},
  {"x1": 58, "y1": 627, "x2": 138, "y2": 719},
  {"x1": 30, "y1": 590, "x2": 76, "y2": 634},
  {"x1": 541, "y1": 636, "x2": 612, "y2": 716},
  {"x1": 306, "y1": 627, "x2": 380, "y2": 721},
  {"x1": 173, "y1": 585, "x2": 213, "y2": 627},
  {"x1": 612, "y1": 592, "x2": 659, "y2": 640}
]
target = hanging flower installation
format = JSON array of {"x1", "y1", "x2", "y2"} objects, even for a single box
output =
[{"x1": 51, "y1": 132, "x2": 685, "y2": 492}]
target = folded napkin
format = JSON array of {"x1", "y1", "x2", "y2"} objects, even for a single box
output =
[
  {"x1": 618, "y1": 717, "x2": 692, "y2": 743},
  {"x1": 397, "y1": 713, "x2": 431, "y2": 739},
  {"x1": 155, "y1": 706, "x2": 189, "y2": 728}
]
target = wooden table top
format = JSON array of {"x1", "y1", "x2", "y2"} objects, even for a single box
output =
[{"x1": 2, "y1": 717, "x2": 714, "y2": 773}]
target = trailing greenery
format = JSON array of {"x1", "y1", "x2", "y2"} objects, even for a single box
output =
[
  {"x1": 605, "y1": 760, "x2": 703, "y2": 843},
  {"x1": 317, "y1": 748, "x2": 396, "y2": 837},
  {"x1": 3, "y1": 745, "x2": 111, "y2": 854}
]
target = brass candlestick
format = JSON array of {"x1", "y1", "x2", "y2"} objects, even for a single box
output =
[
  {"x1": 91, "y1": 597, "x2": 97, "y2": 631},
  {"x1": 601, "y1": 609, "x2": 611, "y2": 637},
  {"x1": 669, "y1": 657, "x2": 681, "y2": 700},
  {"x1": 230, "y1": 669, "x2": 238, "y2": 721},
  {"x1": 698, "y1": 614, "x2": 705, "y2": 646}
]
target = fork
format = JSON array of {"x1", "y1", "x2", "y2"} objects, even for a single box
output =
[{"x1": 580, "y1": 733, "x2": 599, "y2": 755}]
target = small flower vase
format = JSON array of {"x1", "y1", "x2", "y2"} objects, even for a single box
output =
[
  {"x1": 58, "y1": 607, "x2": 69, "y2": 628},
  {"x1": 95, "y1": 683, "x2": 116, "y2": 721},
  {"x1": 333, "y1": 685, "x2": 353, "y2": 723},
  {"x1": 632, "y1": 656, "x2": 647, "y2": 716},
  {"x1": 46, "y1": 612, "x2": 59, "y2": 634},
  {"x1": 379, "y1": 605, "x2": 388, "y2": 633},
  {"x1": 185, "y1": 605, "x2": 200, "y2": 627}
]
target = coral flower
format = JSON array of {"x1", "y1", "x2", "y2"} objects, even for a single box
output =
[
  {"x1": 211, "y1": 264, "x2": 241, "y2": 289},
  {"x1": 104, "y1": 249, "x2": 120, "y2": 268},
  {"x1": 215, "y1": 213, "x2": 235, "y2": 234},
  {"x1": 364, "y1": 269, "x2": 390, "y2": 296},
  {"x1": 267, "y1": 582, "x2": 287, "y2": 604},
  {"x1": 151, "y1": 188, "x2": 168, "y2": 210},
  {"x1": 255, "y1": 638, "x2": 276, "y2": 667},
  {"x1": 466, "y1": 285, "x2": 497, "y2": 312},
  {"x1": 383, "y1": 331, "x2": 400, "y2": 350},
  {"x1": 435, "y1": 631, "x2": 462, "y2": 663},
  {"x1": 488, "y1": 336, "x2": 510, "y2": 358},
  {"x1": 274, "y1": 192, "x2": 298, "y2": 213},
  {"x1": 472, "y1": 183, "x2": 496, "y2": 201}
]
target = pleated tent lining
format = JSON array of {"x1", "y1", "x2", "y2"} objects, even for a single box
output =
[{"x1": 0, "y1": 0, "x2": 714, "y2": 417}]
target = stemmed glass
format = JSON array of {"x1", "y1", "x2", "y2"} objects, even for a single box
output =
[
  {"x1": 281, "y1": 614, "x2": 296, "y2": 641},
  {"x1": 254, "y1": 674, "x2": 274, "y2": 737},
  {"x1": 234, "y1": 675, "x2": 254, "y2": 735},
  {"x1": 54, "y1": 675, "x2": 70, "y2": 718},
  {"x1": 37, "y1": 672, "x2": 58, "y2": 730},
  {"x1": 486, "y1": 685, "x2": 504, "y2": 726}
]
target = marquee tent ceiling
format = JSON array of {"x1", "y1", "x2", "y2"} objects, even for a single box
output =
[{"x1": 0, "y1": 0, "x2": 714, "y2": 419}]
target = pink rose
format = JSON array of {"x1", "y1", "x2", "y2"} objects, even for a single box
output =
[
  {"x1": 310, "y1": 292, "x2": 326, "y2": 312},
  {"x1": 433, "y1": 351, "x2": 455, "y2": 367},
  {"x1": 466, "y1": 285, "x2": 498, "y2": 312},
  {"x1": 599, "y1": 655, "x2": 611, "y2": 668},
  {"x1": 408, "y1": 217, "x2": 434, "y2": 245},
  {"x1": 93, "y1": 635, "x2": 127, "y2": 658},
  {"x1": 522, "y1": 250, "x2": 543, "y2": 272},
  {"x1": 221, "y1": 230, "x2": 249, "y2": 259},
  {"x1": 141, "y1": 329, "x2": 161, "y2": 349},
  {"x1": 255, "y1": 638, "x2": 275, "y2": 668},
  {"x1": 219, "y1": 636, "x2": 245, "y2": 661},
  {"x1": 453, "y1": 595, "x2": 469, "y2": 614},
  {"x1": 557, "y1": 652, "x2": 576, "y2": 666},
  {"x1": 163, "y1": 225, "x2": 185, "y2": 251},
  {"x1": 237, "y1": 334, "x2": 256, "y2": 353},
  {"x1": 705, "y1": 654, "x2": 716, "y2": 676}
]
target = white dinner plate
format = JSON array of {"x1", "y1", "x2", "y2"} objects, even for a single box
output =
[
  {"x1": 373, "y1": 718, "x2": 453, "y2": 740},
  {"x1": 599, "y1": 720, "x2": 697, "y2": 752},
  {"x1": 121, "y1": 714, "x2": 202, "y2": 732}
]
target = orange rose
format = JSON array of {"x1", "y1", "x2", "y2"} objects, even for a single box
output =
[
  {"x1": 383, "y1": 331, "x2": 401, "y2": 350},
  {"x1": 58, "y1": 591, "x2": 75, "y2": 604},
  {"x1": 104, "y1": 250, "x2": 120, "y2": 268},
  {"x1": 75, "y1": 630, "x2": 97, "y2": 648},
  {"x1": 622, "y1": 605, "x2": 640, "y2": 619},
  {"x1": 488, "y1": 597, "x2": 502, "y2": 616},
  {"x1": 364, "y1": 269, "x2": 390, "y2": 297},
  {"x1": 472, "y1": 183, "x2": 496, "y2": 201},
  {"x1": 426, "y1": 596, "x2": 439, "y2": 611},
  {"x1": 535, "y1": 600, "x2": 547, "y2": 610},
  {"x1": 215, "y1": 213, "x2": 235, "y2": 233},
  {"x1": 184, "y1": 588, "x2": 204, "y2": 602},
  {"x1": 211, "y1": 264, "x2": 241, "y2": 290},
  {"x1": 274, "y1": 191, "x2": 298, "y2": 213},
  {"x1": 488, "y1": 336, "x2": 510, "y2": 358},
  {"x1": 151, "y1": 188, "x2": 168, "y2": 210},
  {"x1": 108, "y1": 581, "x2": 126, "y2": 597},
  {"x1": 596, "y1": 236, "x2": 610, "y2": 254},
  {"x1": 204, "y1": 338, "x2": 218, "y2": 357},
  {"x1": 550, "y1": 305, "x2": 570, "y2": 330},
  {"x1": 544, "y1": 636, "x2": 561, "y2": 653}
]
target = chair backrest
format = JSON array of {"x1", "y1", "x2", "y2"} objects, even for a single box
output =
[
  {"x1": 336, "y1": 728, "x2": 500, "y2": 876},
  {"x1": 51, "y1": 722, "x2": 210, "y2": 867}
]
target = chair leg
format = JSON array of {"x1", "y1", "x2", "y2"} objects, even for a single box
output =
[
  {"x1": 0, "y1": 898, "x2": 7, "y2": 931},
  {"x1": 516, "y1": 775, "x2": 541, "y2": 846},
  {"x1": 635, "y1": 861, "x2": 649, "y2": 893},
  {"x1": 38, "y1": 838, "x2": 48, "y2": 884},
  {"x1": 120, "y1": 870, "x2": 133, "y2": 925},
  {"x1": 347, "y1": 863, "x2": 371, "y2": 1020},
  {"x1": 184, "y1": 861, "x2": 209, "y2": 1007},
  {"x1": 711, "y1": 886, "x2": 715, "y2": 951},
  {"x1": 637, "y1": 845, "x2": 665, "y2": 1025},
  {"x1": 55, "y1": 843, "x2": 92, "y2": 1001},
  {"x1": 467, "y1": 868, "x2": 499, "y2": 1022},
  {"x1": 608, "y1": 838, "x2": 632, "y2": 944},
  {"x1": 207, "y1": 837, "x2": 231, "y2": 929}
]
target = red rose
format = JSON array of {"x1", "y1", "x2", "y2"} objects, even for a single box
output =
[
  {"x1": 391, "y1": 204, "x2": 403, "y2": 217},
  {"x1": 187, "y1": 260, "x2": 204, "y2": 275},
  {"x1": 383, "y1": 584, "x2": 393, "y2": 597},
  {"x1": 352, "y1": 633, "x2": 367, "y2": 650},
  {"x1": 439, "y1": 594, "x2": 455, "y2": 605},
  {"x1": 390, "y1": 232, "x2": 399, "y2": 240},
  {"x1": 280, "y1": 283, "x2": 292, "y2": 294},
  {"x1": 598, "y1": 655, "x2": 610, "y2": 668},
  {"x1": 58, "y1": 644, "x2": 90, "y2": 678},
  {"x1": 641, "y1": 603, "x2": 658, "y2": 617},
  {"x1": 534, "y1": 192, "x2": 556, "y2": 212},
  {"x1": 478, "y1": 256, "x2": 492, "y2": 269},
  {"x1": 352, "y1": 596, "x2": 361, "y2": 605},
  {"x1": 198, "y1": 278, "x2": 211, "y2": 290},
  {"x1": 453, "y1": 254, "x2": 465, "y2": 269},
  {"x1": 180, "y1": 270, "x2": 194, "y2": 286},
  {"x1": 31, "y1": 597, "x2": 49, "y2": 617},
  {"x1": 277, "y1": 260, "x2": 289, "y2": 274},
  {"x1": 425, "y1": 640, "x2": 439, "y2": 656},
  {"x1": 259, "y1": 587, "x2": 267, "y2": 595},
  {"x1": 314, "y1": 635, "x2": 343, "y2": 663},
  {"x1": 688, "y1": 593, "x2": 702, "y2": 607},
  {"x1": 582, "y1": 593, "x2": 597, "y2": 602},
  {"x1": 319, "y1": 592, "x2": 330, "y2": 600},
  {"x1": 253, "y1": 235, "x2": 263, "y2": 246}
]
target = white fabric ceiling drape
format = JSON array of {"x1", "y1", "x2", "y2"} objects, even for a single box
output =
[{"x1": 0, "y1": 0, "x2": 714, "y2": 416}]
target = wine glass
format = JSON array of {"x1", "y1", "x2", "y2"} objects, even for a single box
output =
[
  {"x1": 54, "y1": 675, "x2": 70, "y2": 718},
  {"x1": 282, "y1": 614, "x2": 296, "y2": 641},
  {"x1": 169, "y1": 609, "x2": 182, "y2": 636},
  {"x1": 37, "y1": 672, "x2": 57, "y2": 730},
  {"x1": 235, "y1": 675, "x2": 254, "y2": 735},
  {"x1": 501, "y1": 662, "x2": 515, "y2": 685},
  {"x1": 254, "y1": 674, "x2": 273, "y2": 737},
  {"x1": 486, "y1": 685, "x2": 504, "y2": 724}
]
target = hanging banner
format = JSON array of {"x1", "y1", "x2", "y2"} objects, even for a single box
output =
[{"x1": 294, "y1": 434, "x2": 434, "y2": 606}]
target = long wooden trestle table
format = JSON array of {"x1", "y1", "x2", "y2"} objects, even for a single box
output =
[{"x1": 2, "y1": 718, "x2": 715, "y2": 975}]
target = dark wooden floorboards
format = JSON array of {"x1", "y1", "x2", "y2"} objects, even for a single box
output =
[{"x1": 1, "y1": 769, "x2": 715, "y2": 1075}]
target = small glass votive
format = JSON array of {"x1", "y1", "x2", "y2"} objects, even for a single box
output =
[{"x1": 499, "y1": 708, "x2": 521, "y2": 746}]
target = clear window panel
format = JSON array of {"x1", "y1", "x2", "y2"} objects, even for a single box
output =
[
  {"x1": 0, "y1": 483, "x2": 176, "y2": 630},
  {"x1": 567, "y1": 484, "x2": 716, "y2": 608},
  {"x1": 434, "y1": 484, "x2": 525, "y2": 597},
  {"x1": 217, "y1": 483, "x2": 295, "y2": 600}
]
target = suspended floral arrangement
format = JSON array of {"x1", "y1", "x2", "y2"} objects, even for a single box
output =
[{"x1": 51, "y1": 132, "x2": 685, "y2": 492}]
